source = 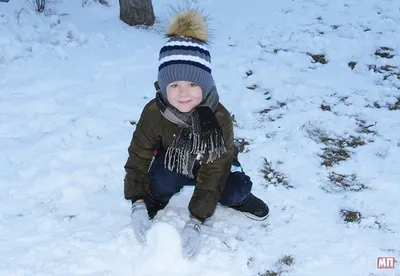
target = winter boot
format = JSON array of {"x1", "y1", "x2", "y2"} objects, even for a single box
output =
[{"x1": 230, "y1": 193, "x2": 269, "y2": 221}]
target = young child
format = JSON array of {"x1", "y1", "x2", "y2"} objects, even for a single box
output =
[{"x1": 124, "y1": 9, "x2": 269, "y2": 259}]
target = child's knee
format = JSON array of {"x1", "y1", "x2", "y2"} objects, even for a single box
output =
[{"x1": 219, "y1": 171, "x2": 253, "y2": 206}]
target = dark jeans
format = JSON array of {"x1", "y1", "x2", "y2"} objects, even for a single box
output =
[{"x1": 144, "y1": 149, "x2": 253, "y2": 215}]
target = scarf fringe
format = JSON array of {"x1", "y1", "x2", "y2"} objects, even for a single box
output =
[{"x1": 165, "y1": 128, "x2": 226, "y2": 179}]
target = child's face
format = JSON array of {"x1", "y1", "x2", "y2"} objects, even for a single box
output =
[{"x1": 166, "y1": 81, "x2": 202, "y2": 113}]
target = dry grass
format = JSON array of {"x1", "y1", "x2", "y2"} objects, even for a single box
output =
[
  {"x1": 388, "y1": 98, "x2": 400, "y2": 111},
  {"x1": 356, "y1": 119, "x2": 377, "y2": 135},
  {"x1": 318, "y1": 136, "x2": 365, "y2": 167},
  {"x1": 234, "y1": 138, "x2": 250, "y2": 153},
  {"x1": 258, "y1": 101, "x2": 287, "y2": 122},
  {"x1": 365, "y1": 95, "x2": 400, "y2": 111},
  {"x1": 247, "y1": 84, "x2": 260, "y2": 90},
  {"x1": 273, "y1": 48, "x2": 289, "y2": 54},
  {"x1": 231, "y1": 114, "x2": 238, "y2": 128},
  {"x1": 307, "y1": 53, "x2": 328, "y2": 64},
  {"x1": 374, "y1": 47, "x2": 394, "y2": 59},
  {"x1": 323, "y1": 172, "x2": 368, "y2": 193},
  {"x1": 348, "y1": 61, "x2": 357, "y2": 70},
  {"x1": 319, "y1": 147, "x2": 351, "y2": 167},
  {"x1": 259, "y1": 271, "x2": 279, "y2": 276},
  {"x1": 259, "y1": 255, "x2": 294, "y2": 276},
  {"x1": 320, "y1": 104, "x2": 331, "y2": 111},
  {"x1": 279, "y1": 255, "x2": 294, "y2": 266},
  {"x1": 341, "y1": 209, "x2": 362, "y2": 223},
  {"x1": 373, "y1": 102, "x2": 381, "y2": 109},
  {"x1": 261, "y1": 158, "x2": 293, "y2": 189},
  {"x1": 368, "y1": 64, "x2": 399, "y2": 81},
  {"x1": 245, "y1": 70, "x2": 253, "y2": 77},
  {"x1": 260, "y1": 102, "x2": 286, "y2": 114}
]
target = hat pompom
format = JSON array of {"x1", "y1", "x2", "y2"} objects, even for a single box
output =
[{"x1": 165, "y1": 9, "x2": 208, "y2": 42}]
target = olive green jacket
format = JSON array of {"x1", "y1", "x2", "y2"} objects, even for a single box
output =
[{"x1": 124, "y1": 98, "x2": 234, "y2": 221}]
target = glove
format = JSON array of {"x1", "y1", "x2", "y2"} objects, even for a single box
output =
[
  {"x1": 131, "y1": 201, "x2": 151, "y2": 244},
  {"x1": 181, "y1": 219, "x2": 201, "y2": 259}
]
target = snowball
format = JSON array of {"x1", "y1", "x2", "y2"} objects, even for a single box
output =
[
  {"x1": 146, "y1": 221, "x2": 182, "y2": 260},
  {"x1": 132, "y1": 222, "x2": 192, "y2": 275}
]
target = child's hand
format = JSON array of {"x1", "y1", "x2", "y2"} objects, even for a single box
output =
[
  {"x1": 181, "y1": 219, "x2": 201, "y2": 259},
  {"x1": 131, "y1": 201, "x2": 151, "y2": 244}
]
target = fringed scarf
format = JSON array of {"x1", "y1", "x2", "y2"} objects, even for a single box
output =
[{"x1": 155, "y1": 85, "x2": 226, "y2": 179}]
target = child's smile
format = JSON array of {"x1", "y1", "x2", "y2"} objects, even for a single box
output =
[{"x1": 178, "y1": 100, "x2": 192, "y2": 104}]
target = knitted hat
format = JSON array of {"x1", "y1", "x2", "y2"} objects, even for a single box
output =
[{"x1": 157, "y1": 10, "x2": 214, "y2": 101}]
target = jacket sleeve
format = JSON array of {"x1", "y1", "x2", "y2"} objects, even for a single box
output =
[
  {"x1": 124, "y1": 102, "x2": 157, "y2": 202},
  {"x1": 188, "y1": 109, "x2": 234, "y2": 222}
]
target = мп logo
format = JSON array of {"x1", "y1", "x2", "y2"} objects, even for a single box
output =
[{"x1": 377, "y1": 257, "x2": 397, "y2": 269}]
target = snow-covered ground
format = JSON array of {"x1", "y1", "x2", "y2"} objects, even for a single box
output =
[{"x1": 1, "y1": 0, "x2": 400, "y2": 275}]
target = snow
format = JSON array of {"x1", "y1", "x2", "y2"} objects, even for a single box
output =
[{"x1": 1, "y1": 0, "x2": 400, "y2": 275}]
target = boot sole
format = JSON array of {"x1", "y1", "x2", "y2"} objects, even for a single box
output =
[{"x1": 241, "y1": 211, "x2": 270, "y2": 221}]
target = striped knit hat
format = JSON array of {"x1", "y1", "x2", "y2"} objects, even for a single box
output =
[{"x1": 157, "y1": 10, "x2": 214, "y2": 101}]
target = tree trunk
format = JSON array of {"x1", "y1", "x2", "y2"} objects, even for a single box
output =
[{"x1": 119, "y1": 0, "x2": 155, "y2": 26}]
